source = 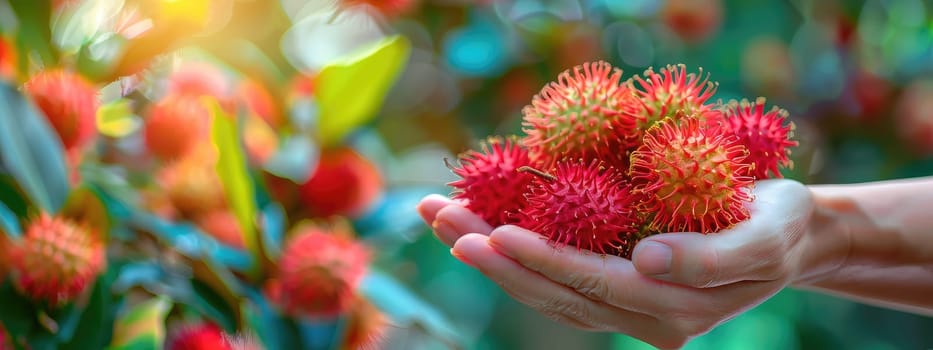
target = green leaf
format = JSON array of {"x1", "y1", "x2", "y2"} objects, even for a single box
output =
[
  {"x1": 190, "y1": 279, "x2": 238, "y2": 332},
  {"x1": 9, "y1": 0, "x2": 56, "y2": 67},
  {"x1": 209, "y1": 100, "x2": 261, "y2": 276},
  {"x1": 60, "y1": 269, "x2": 121, "y2": 350},
  {"x1": 0, "y1": 83, "x2": 70, "y2": 213},
  {"x1": 358, "y1": 271, "x2": 461, "y2": 348},
  {"x1": 108, "y1": 296, "x2": 172, "y2": 350},
  {"x1": 96, "y1": 99, "x2": 140, "y2": 138},
  {"x1": 315, "y1": 35, "x2": 411, "y2": 146},
  {"x1": 0, "y1": 280, "x2": 36, "y2": 339}
]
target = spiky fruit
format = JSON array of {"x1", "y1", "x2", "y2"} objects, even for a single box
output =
[
  {"x1": 0, "y1": 35, "x2": 16, "y2": 82},
  {"x1": 718, "y1": 98, "x2": 797, "y2": 179},
  {"x1": 447, "y1": 138, "x2": 536, "y2": 226},
  {"x1": 266, "y1": 226, "x2": 370, "y2": 318},
  {"x1": 298, "y1": 147, "x2": 382, "y2": 218},
  {"x1": 630, "y1": 118, "x2": 754, "y2": 233},
  {"x1": 517, "y1": 160, "x2": 641, "y2": 257},
  {"x1": 342, "y1": 295, "x2": 389, "y2": 350},
  {"x1": 157, "y1": 145, "x2": 226, "y2": 219},
  {"x1": 522, "y1": 61, "x2": 640, "y2": 169},
  {"x1": 144, "y1": 94, "x2": 210, "y2": 161},
  {"x1": 23, "y1": 69, "x2": 99, "y2": 150},
  {"x1": 9, "y1": 214, "x2": 105, "y2": 305},
  {"x1": 629, "y1": 64, "x2": 719, "y2": 134},
  {"x1": 225, "y1": 333, "x2": 265, "y2": 350},
  {"x1": 167, "y1": 323, "x2": 232, "y2": 350},
  {"x1": 197, "y1": 210, "x2": 245, "y2": 249}
]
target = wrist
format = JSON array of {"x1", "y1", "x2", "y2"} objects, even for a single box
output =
[{"x1": 789, "y1": 186, "x2": 855, "y2": 288}]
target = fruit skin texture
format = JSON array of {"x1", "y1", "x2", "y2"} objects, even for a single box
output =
[
  {"x1": 144, "y1": 94, "x2": 211, "y2": 161},
  {"x1": 517, "y1": 159, "x2": 641, "y2": 257},
  {"x1": 9, "y1": 213, "x2": 106, "y2": 305},
  {"x1": 23, "y1": 69, "x2": 99, "y2": 150},
  {"x1": 166, "y1": 322, "x2": 232, "y2": 350},
  {"x1": 447, "y1": 138, "x2": 536, "y2": 227},
  {"x1": 629, "y1": 118, "x2": 754, "y2": 234},
  {"x1": 267, "y1": 226, "x2": 370, "y2": 318},
  {"x1": 629, "y1": 64, "x2": 719, "y2": 134},
  {"x1": 298, "y1": 147, "x2": 382, "y2": 218},
  {"x1": 522, "y1": 61, "x2": 640, "y2": 169},
  {"x1": 718, "y1": 98, "x2": 798, "y2": 179}
]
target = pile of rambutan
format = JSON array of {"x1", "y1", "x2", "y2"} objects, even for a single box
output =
[{"x1": 447, "y1": 61, "x2": 798, "y2": 258}]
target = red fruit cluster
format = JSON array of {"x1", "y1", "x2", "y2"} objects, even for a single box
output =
[
  {"x1": 167, "y1": 322, "x2": 232, "y2": 350},
  {"x1": 296, "y1": 147, "x2": 383, "y2": 219},
  {"x1": 8, "y1": 213, "x2": 106, "y2": 305},
  {"x1": 266, "y1": 225, "x2": 370, "y2": 318},
  {"x1": 23, "y1": 69, "x2": 99, "y2": 151},
  {"x1": 446, "y1": 61, "x2": 798, "y2": 257}
]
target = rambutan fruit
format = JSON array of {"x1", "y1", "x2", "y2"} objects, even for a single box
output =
[
  {"x1": 718, "y1": 98, "x2": 798, "y2": 179},
  {"x1": 895, "y1": 79, "x2": 933, "y2": 156},
  {"x1": 196, "y1": 210, "x2": 245, "y2": 249},
  {"x1": 516, "y1": 159, "x2": 641, "y2": 257},
  {"x1": 522, "y1": 61, "x2": 641, "y2": 169},
  {"x1": 629, "y1": 118, "x2": 754, "y2": 234},
  {"x1": 266, "y1": 225, "x2": 370, "y2": 318},
  {"x1": 143, "y1": 94, "x2": 210, "y2": 161},
  {"x1": 166, "y1": 322, "x2": 232, "y2": 350},
  {"x1": 342, "y1": 296, "x2": 390, "y2": 350},
  {"x1": 446, "y1": 137, "x2": 536, "y2": 227},
  {"x1": 629, "y1": 64, "x2": 719, "y2": 133},
  {"x1": 0, "y1": 35, "x2": 16, "y2": 82},
  {"x1": 23, "y1": 69, "x2": 99, "y2": 151},
  {"x1": 8, "y1": 213, "x2": 106, "y2": 305},
  {"x1": 297, "y1": 147, "x2": 382, "y2": 219},
  {"x1": 225, "y1": 333, "x2": 266, "y2": 350},
  {"x1": 156, "y1": 145, "x2": 226, "y2": 219}
]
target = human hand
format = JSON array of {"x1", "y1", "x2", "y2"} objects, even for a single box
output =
[{"x1": 418, "y1": 179, "x2": 842, "y2": 349}]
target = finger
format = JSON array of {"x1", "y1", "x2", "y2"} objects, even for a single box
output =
[
  {"x1": 632, "y1": 179, "x2": 813, "y2": 288},
  {"x1": 452, "y1": 233, "x2": 666, "y2": 338},
  {"x1": 432, "y1": 205, "x2": 494, "y2": 246},
  {"x1": 416, "y1": 194, "x2": 456, "y2": 226},
  {"x1": 487, "y1": 225, "x2": 705, "y2": 316}
]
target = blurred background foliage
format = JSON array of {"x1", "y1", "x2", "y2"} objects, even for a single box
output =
[{"x1": 0, "y1": 0, "x2": 932, "y2": 349}]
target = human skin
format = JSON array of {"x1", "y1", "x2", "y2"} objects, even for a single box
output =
[{"x1": 416, "y1": 178, "x2": 933, "y2": 349}]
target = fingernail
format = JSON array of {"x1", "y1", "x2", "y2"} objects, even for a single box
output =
[
  {"x1": 432, "y1": 219, "x2": 457, "y2": 241},
  {"x1": 633, "y1": 241, "x2": 672, "y2": 275},
  {"x1": 450, "y1": 248, "x2": 475, "y2": 267}
]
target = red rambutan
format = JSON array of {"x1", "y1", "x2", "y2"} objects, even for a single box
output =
[
  {"x1": 895, "y1": 79, "x2": 933, "y2": 155},
  {"x1": 236, "y1": 78, "x2": 282, "y2": 129},
  {"x1": 660, "y1": 0, "x2": 724, "y2": 44},
  {"x1": 629, "y1": 118, "x2": 754, "y2": 233},
  {"x1": 167, "y1": 322, "x2": 232, "y2": 350},
  {"x1": 718, "y1": 98, "x2": 797, "y2": 179},
  {"x1": 522, "y1": 61, "x2": 641, "y2": 169},
  {"x1": 143, "y1": 94, "x2": 211, "y2": 161},
  {"x1": 516, "y1": 159, "x2": 641, "y2": 257},
  {"x1": 266, "y1": 226, "x2": 370, "y2": 318},
  {"x1": 629, "y1": 64, "x2": 720, "y2": 133},
  {"x1": 446, "y1": 137, "x2": 536, "y2": 227},
  {"x1": 9, "y1": 213, "x2": 106, "y2": 305},
  {"x1": 0, "y1": 324, "x2": 10, "y2": 350},
  {"x1": 23, "y1": 69, "x2": 99, "y2": 151},
  {"x1": 167, "y1": 62, "x2": 230, "y2": 99},
  {"x1": 156, "y1": 145, "x2": 226, "y2": 219},
  {"x1": 297, "y1": 147, "x2": 382, "y2": 218}
]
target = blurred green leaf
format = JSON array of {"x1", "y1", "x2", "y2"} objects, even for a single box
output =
[
  {"x1": 259, "y1": 203, "x2": 285, "y2": 260},
  {"x1": 243, "y1": 289, "x2": 302, "y2": 350},
  {"x1": 96, "y1": 99, "x2": 140, "y2": 138},
  {"x1": 359, "y1": 271, "x2": 461, "y2": 348},
  {"x1": 108, "y1": 296, "x2": 171, "y2": 350},
  {"x1": 9, "y1": 0, "x2": 55, "y2": 67},
  {"x1": 190, "y1": 279, "x2": 238, "y2": 333},
  {"x1": 0, "y1": 280, "x2": 36, "y2": 339},
  {"x1": 59, "y1": 267, "x2": 120, "y2": 350},
  {"x1": 209, "y1": 100, "x2": 261, "y2": 276},
  {"x1": 315, "y1": 35, "x2": 411, "y2": 146},
  {"x1": 0, "y1": 83, "x2": 70, "y2": 213},
  {"x1": 0, "y1": 200, "x2": 21, "y2": 238},
  {"x1": 60, "y1": 186, "x2": 111, "y2": 237}
]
